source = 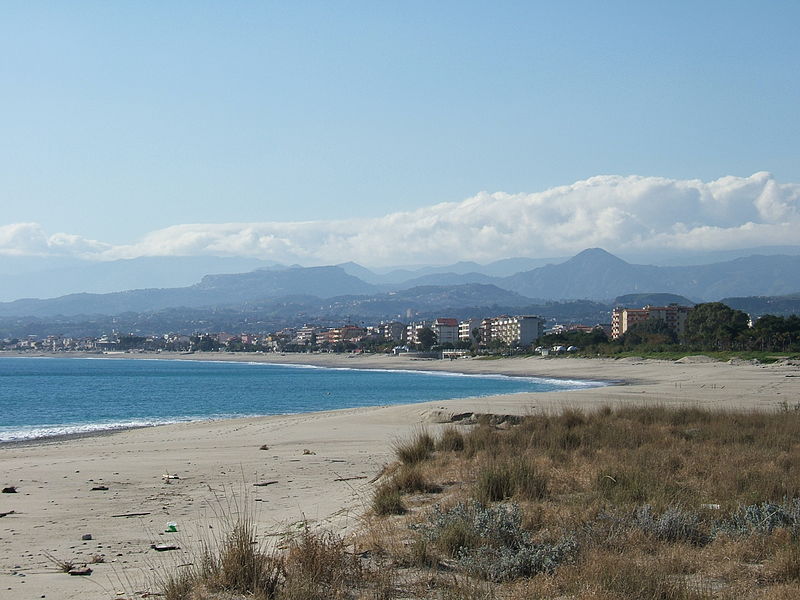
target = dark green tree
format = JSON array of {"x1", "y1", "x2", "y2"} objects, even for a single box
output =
[
  {"x1": 622, "y1": 318, "x2": 677, "y2": 347},
  {"x1": 416, "y1": 326, "x2": 437, "y2": 351},
  {"x1": 750, "y1": 314, "x2": 800, "y2": 351},
  {"x1": 684, "y1": 302, "x2": 749, "y2": 350},
  {"x1": 117, "y1": 335, "x2": 146, "y2": 350}
]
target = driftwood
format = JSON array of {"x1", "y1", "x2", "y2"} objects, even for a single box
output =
[
  {"x1": 253, "y1": 481, "x2": 279, "y2": 487},
  {"x1": 151, "y1": 543, "x2": 179, "y2": 552},
  {"x1": 91, "y1": 485, "x2": 109, "y2": 491},
  {"x1": 334, "y1": 476, "x2": 367, "y2": 482},
  {"x1": 111, "y1": 512, "x2": 151, "y2": 518},
  {"x1": 68, "y1": 566, "x2": 93, "y2": 576},
  {"x1": 0, "y1": 510, "x2": 15, "y2": 518}
]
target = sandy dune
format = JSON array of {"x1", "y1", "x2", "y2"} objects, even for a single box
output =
[{"x1": 1, "y1": 353, "x2": 798, "y2": 598}]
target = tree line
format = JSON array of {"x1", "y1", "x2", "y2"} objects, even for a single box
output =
[{"x1": 542, "y1": 302, "x2": 800, "y2": 354}]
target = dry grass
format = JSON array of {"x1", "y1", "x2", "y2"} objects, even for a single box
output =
[
  {"x1": 436, "y1": 426, "x2": 465, "y2": 452},
  {"x1": 162, "y1": 406, "x2": 800, "y2": 599},
  {"x1": 393, "y1": 429, "x2": 435, "y2": 465},
  {"x1": 43, "y1": 552, "x2": 78, "y2": 573},
  {"x1": 371, "y1": 406, "x2": 800, "y2": 598},
  {"x1": 474, "y1": 457, "x2": 548, "y2": 503},
  {"x1": 373, "y1": 482, "x2": 406, "y2": 516}
]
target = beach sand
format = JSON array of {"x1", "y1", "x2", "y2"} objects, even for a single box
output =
[{"x1": 1, "y1": 353, "x2": 799, "y2": 598}]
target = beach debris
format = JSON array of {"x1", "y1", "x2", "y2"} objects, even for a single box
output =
[
  {"x1": 162, "y1": 473, "x2": 180, "y2": 481},
  {"x1": 166, "y1": 522, "x2": 178, "y2": 532},
  {"x1": 90, "y1": 485, "x2": 109, "y2": 491},
  {"x1": 68, "y1": 566, "x2": 93, "y2": 576},
  {"x1": 2, "y1": 486, "x2": 17, "y2": 493},
  {"x1": 259, "y1": 444, "x2": 270, "y2": 450},
  {"x1": 151, "y1": 543, "x2": 179, "y2": 552},
  {"x1": 253, "y1": 480, "x2": 278, "y2": 487},
  {"x1": 81, "y1": 534, "x2": 93, "y2": 541},
  {"x1": 302, "y1": 449, "x2": 316, "y2": 455},
  {"x1": 111, "y1": 512, "x2": 151, "y2": 518},
  {"x1": 0, "y1": 510, "x2": 15, "y2": 518},
  {"x1": 334, "y1": 476, "x2": 367, "y2": 482}
]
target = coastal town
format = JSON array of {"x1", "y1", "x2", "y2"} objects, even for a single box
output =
[{"x1": 1, "y1": 305, "x2": 693, "y2": 355}]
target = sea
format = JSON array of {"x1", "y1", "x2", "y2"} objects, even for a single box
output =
[{"x1": 0, "y1": 356, "x2": 605, "y2": 443}]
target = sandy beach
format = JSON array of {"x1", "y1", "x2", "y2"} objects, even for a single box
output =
[{"x1": 1, "y1": 352, "x2": 799, "y2": 599}]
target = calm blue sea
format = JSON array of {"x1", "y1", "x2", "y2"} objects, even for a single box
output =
[{"x1": 0, "y1": 357, "x2": 604, "y2": 442}]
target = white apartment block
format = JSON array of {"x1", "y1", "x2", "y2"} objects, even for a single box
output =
[
  {"x1": 489, "y1": 315, "x2": 544, "y2": 347},
  {"x1": 379, "y1": 321, "x2": 406, "y2": 342},
  {"x1": 458, "y1": 318, "x2": 481, "y2": 343},
  {"x1": 405, "y1": 321, "x2": 429, "y2": 346},
  {"x1": 294, "y1": 325, "x2": 317, "y2": 345}
]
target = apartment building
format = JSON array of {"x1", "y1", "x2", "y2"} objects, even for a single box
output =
[
  {"x1": 405, "y1": 321, "x2": 429, "y2": 346},
  {"x1": 377, "y1": 321, "x2": 406, "y2": 342},
  {"x1": 458, "y1": 318, "x2": 481, "y2": 343},
  {"x1": 611, "y1": 304, "x2": 693, "y2": 339},
  {"x1": 293, "y1": 325, "x2": 317, "y2": 345},
  {"x1": 488, "y1": 315, "x2": 544, "y2": 347},
  {"x1": 432, "y1": 318, "x2": 459, "y2": 345}
]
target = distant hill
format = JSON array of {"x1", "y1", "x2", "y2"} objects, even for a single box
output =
[
  {"x1": 337, "y1": 256, "x2": 565, "y2": 285},
  {"x1": 0, "y1": 256, "x2": 283, "y2": 302},
  {"x1": 0, "y1": 266, "x2": 379, "y2": 318},
  {"x1": 392, "y1": 271, "x2": 498, "y2": 289},
  {"x1": 3, "y1": 248, "x2": 800, "y2": 320},
  {"x1": 310, "y1": 284, "x2": 539, "y2": 320},
  {"x1": 497, "y1": 249, "x2": 800, "y2": 301},
  {"x1": 613, "y1": 293, "x2": 695, "y2": 308},
  {"x1": 721, "y1": 293, "x2": 800, "y2": 318}
]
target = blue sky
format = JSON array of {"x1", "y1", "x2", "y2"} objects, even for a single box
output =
[{"x1": 1, "y1": 1, "x2": 799, "y2": 265}]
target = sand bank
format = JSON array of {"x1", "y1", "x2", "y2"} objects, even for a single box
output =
[{"x1": 1, "y1": 353, "x2": 798, "y2": 598}]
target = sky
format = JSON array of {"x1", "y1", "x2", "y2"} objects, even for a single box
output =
[{"x1": 1, "y1": 1, "x2": 799, "y2": 267}]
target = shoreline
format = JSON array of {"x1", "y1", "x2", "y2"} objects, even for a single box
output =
[
  {"x1": 0, "y1": 352, "x2": 613, "y2": 446},
  {"x1": 2, "y1": 349, "x2": 622, "y2": 380},
  {"x1": 1, "y1": 353, "x2": 798, "y2": 599}
]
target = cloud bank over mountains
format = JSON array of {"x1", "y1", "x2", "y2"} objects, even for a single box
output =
[{"x1": 2, "y1": 172, "x2": 798, "y2": 267}]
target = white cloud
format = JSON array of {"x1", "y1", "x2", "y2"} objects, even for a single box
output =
[{"x1": 2, "y1": 172, "x2": 799, "y2": 266}]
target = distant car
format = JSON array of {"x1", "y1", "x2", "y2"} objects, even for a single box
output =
[{"x1": 567, "y1": 345, "x2": 579, "y2": 352}]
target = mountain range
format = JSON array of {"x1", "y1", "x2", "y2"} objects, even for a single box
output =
[{"x1": 1, "y1": 248, "x2": 800, "y2": 321}]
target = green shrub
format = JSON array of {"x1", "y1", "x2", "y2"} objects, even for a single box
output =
[{"x1": 415, "y1": 501, "x2": 575, "y2": 582}]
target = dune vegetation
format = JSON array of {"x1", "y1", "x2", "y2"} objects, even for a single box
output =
[{"x1": 162, "y1": 405, "x2": 800, "y2": 599}]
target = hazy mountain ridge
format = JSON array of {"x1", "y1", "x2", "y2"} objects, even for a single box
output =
[
  {"x1": 0, "y1": 256, "x2": 280, "y2": 302},
  {"x1": 0, "y1": 266, "x2": 379, "y2": 318},
  {"x1": 1, "y1": 248, "x2": 800, "y2": 320},
  {"x1": 721, "y1": 293, "x2": 800, "y2": 318},
  {"x1": 498, "y1": 249, "x2": 800, "y2": 301}
]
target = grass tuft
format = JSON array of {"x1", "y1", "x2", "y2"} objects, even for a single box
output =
[
  {"x1": 475, "y1": 458, "x2": 548, "y2": 503},
  {"x1": 393, "y1": 429, "x2": 435, "y2": 465},
  {"x1": 373, "y1": 483, "x2": 406, "y2": 516},
  {"x1": 436, "y1": 426, "x2": 465, "y2": 452}
]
